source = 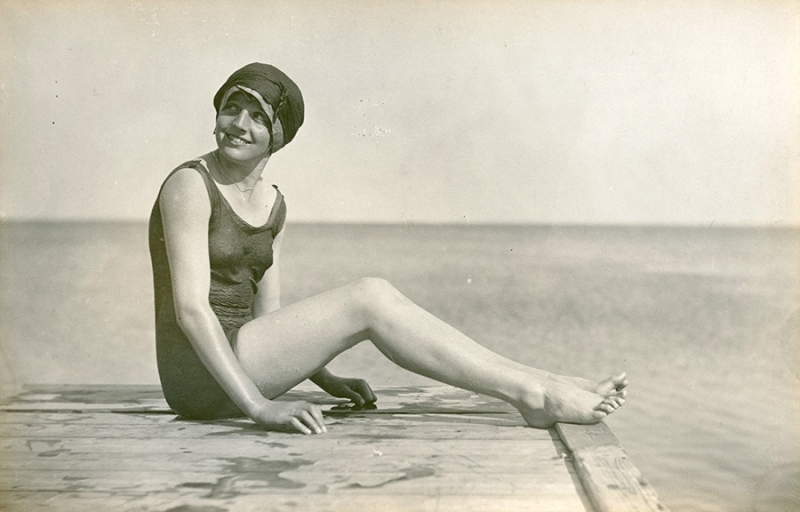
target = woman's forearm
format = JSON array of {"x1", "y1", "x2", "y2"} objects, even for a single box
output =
[
  {"x1": 176, "y1": 303, "x2": 268, "y2": 417},
  {"x1": 309, "y1": 367, "x2": 334, "y2": 387}
]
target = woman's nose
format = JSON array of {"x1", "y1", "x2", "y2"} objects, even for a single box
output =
[{"x1": 231, "y1": 110, "x2": 252, "y2": 129}]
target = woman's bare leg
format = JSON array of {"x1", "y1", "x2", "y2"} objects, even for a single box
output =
[{"x1": 234, "y1": 278, "x2": 624, "y2": 428}]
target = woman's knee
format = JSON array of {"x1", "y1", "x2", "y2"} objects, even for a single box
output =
[{"x1": 350, "y1": 277, "x2": 412, "y2": 315}]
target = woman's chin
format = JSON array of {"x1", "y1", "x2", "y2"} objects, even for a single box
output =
[{"x1": 218, "y1": 146, "x2": 269, "y2": 164}]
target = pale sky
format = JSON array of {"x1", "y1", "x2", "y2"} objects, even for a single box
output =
[{"x1": 1, "y1": 0, "x2": 798, "y2": 225}]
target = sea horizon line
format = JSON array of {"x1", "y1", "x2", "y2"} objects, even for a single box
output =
[{"x1": 1, "y1": 218, "x2": 798, "y2": 231}]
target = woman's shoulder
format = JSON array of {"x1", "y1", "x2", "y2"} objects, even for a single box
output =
[
  {"x1": 161, "y1": 165, "x2": 204, "y2": 193},
  {"x1": 160, "y1": 156, "x2": 213, "y2": 191},
  {"x1": 161, "y1": 157, "x2": 206, "y2": 182},
  {"x1": 159, "y1": 162, "x2": 213, "y2": 213}
]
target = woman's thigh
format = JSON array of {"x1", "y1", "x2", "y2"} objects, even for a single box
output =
[{"x1": 233, "y1": 279, "x2": 380, "y2": 398}]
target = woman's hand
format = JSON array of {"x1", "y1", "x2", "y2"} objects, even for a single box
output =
[
  {"x1": 249, "y1": 399, "x2": 326, "y2": 435},
  {"x1": 313, "y1": 371, "x2": 377, "y2": 408}
]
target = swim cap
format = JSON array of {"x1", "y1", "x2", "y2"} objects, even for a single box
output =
[{"x1": 213, "y1": 63, "x2": 304, "y2": 147}]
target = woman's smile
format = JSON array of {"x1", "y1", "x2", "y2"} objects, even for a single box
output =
[{"x1": 224, "y1": 133, "x2": 251, "y2": 146}]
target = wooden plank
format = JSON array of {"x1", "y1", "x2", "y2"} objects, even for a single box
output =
[
  {"x1": 0, "y1": 403, "x2": 543, "y2": 438},
  {"x1": 0, "y1": 410, "x2": 527, "y2": 426},
  {"x1": 0, "y1": 418, "x2": 529, "y2": 440},
  {"x1": 558, "y1": 422, "x2": 670, "y2": 512},
  {"x1": 0, "y1": 411, "x2": 180, "y2": 426},
  {"x1": 0, "y1": 453, "x2": 574, "y2": 475},
  {"x1": 0, "y1": 384, "x2": 517, "y2": 415},
  {"x1": 0, "y1": 409, "x2": 530, "y2": 428},
  {"x1": 557, "y1": 421, "x2": 619, "y2": 451},
  {"x1": 1, "y1": 415, "x2": 514, "y2": 429},
  {"x1": 0, "y1": 385, "x2": 165, "y2": 403},
  {"x1": 0, "y1": 439, "x2": 585, "y2": 505},
  {"x1": 0, "y1": 382, "x2": 578, "y2": 510},
  {"x1": 0, "y1": 491, "x2": 588, "y2": 512},
  {"x1": 0, "y1": 385, "x2": 169, "y2": 413},
  {"x1": 0, "y1": 467, "x2": 582, "y2": 495},
  {"x1": 0, "y1": 431, "x2": 570, "y2": 470},
  {"x1": 0, "y1": 416, "x2": 550, "y2": 444},
  {"x1": 0, "y1": 385, "x2": 678, "y2": 512},
  {"x1": 0, "y1": 415, "x2": 550, "y2": 444},
  {"x1": 0, "y1": 436, "x2": 562, "y2": 457}
]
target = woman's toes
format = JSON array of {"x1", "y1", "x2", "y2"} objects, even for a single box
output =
[
  {"x1": 602, "y1": 397, "x2": 623, "y2": 409},
  {"x1": 596, "y1": 402, "x2": 615, "y2": 414}
]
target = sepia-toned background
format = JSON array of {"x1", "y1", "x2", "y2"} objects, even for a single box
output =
[{"x1": 1, "y1": 1, "x2": 798, "y2": 511}]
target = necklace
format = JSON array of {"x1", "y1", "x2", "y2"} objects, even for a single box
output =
[{"x1": 212, "y1": 151, "x2": 261, "y2": 194}]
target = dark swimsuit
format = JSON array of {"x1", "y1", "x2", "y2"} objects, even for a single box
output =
[{"x1": 148, "y1": 158, "x2": 286, "y2": 419}]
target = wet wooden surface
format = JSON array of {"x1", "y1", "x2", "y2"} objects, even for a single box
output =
[{"x1": 0, "y1": 385, "x2": 667, "y2": 512}]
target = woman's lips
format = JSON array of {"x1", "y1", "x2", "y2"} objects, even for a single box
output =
[{"x1": 226, "y1": 134, "x2": 250, "y2": 145}]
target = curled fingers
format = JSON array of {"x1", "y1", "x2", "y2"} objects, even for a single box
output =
[{"x1": 291, "y1": 404, "x2": 326, "y2": 435}]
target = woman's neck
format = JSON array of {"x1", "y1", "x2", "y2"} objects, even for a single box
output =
[{"x1": 212, "y1": 150, "x2": 269, "y2": 189}]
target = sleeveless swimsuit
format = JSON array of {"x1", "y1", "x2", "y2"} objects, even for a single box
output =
[{"x1": 148, "y1": 158, "x2": 286, "y2": 419}]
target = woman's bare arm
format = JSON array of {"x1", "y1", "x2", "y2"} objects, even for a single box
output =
[
  {"x1": 160, "y1": 169, "x2": 267, "y2": 414},
  {"x1": 159, "y1": 169, "x2": 324, "y2": 433}
]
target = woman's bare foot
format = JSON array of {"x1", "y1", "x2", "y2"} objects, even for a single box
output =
[
  {"x1": 550, "y1": 372, "x2": 628, "y2": 398},
  {"x1": 588, "y1": 371, "x2": 628, "y2": 396},
  {"x1": 516, "y1": 381, "x2": 625, "y2": 429}
]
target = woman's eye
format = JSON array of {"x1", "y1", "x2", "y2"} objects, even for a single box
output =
[
  {"x1": 252, "y1": 113, "x2": 268, "y2": 125},
  {"x1": 222, "y1": 102, "x2": 241, "y2": 114}
]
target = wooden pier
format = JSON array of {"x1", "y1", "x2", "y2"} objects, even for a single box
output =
[{"x1": 0, "y1": 385, "x2": 668, "y2": 511}]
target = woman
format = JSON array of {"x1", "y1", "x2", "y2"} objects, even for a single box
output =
[{"x1": 149, "y1": 63, "x2": 627, "y2": 435}]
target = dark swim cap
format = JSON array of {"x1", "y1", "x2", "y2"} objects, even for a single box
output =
[{"x1": 213, "y1": 63, "x2": 304, "y2": 146}]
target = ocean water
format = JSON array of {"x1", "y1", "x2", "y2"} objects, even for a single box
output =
[{"x1": 1, "y1": 221, "x2": 798, "y2": 511}]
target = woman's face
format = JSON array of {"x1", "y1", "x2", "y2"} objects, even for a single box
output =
[{"x1": 215, "y1": 90, "x2": 281, "y2": 164}]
